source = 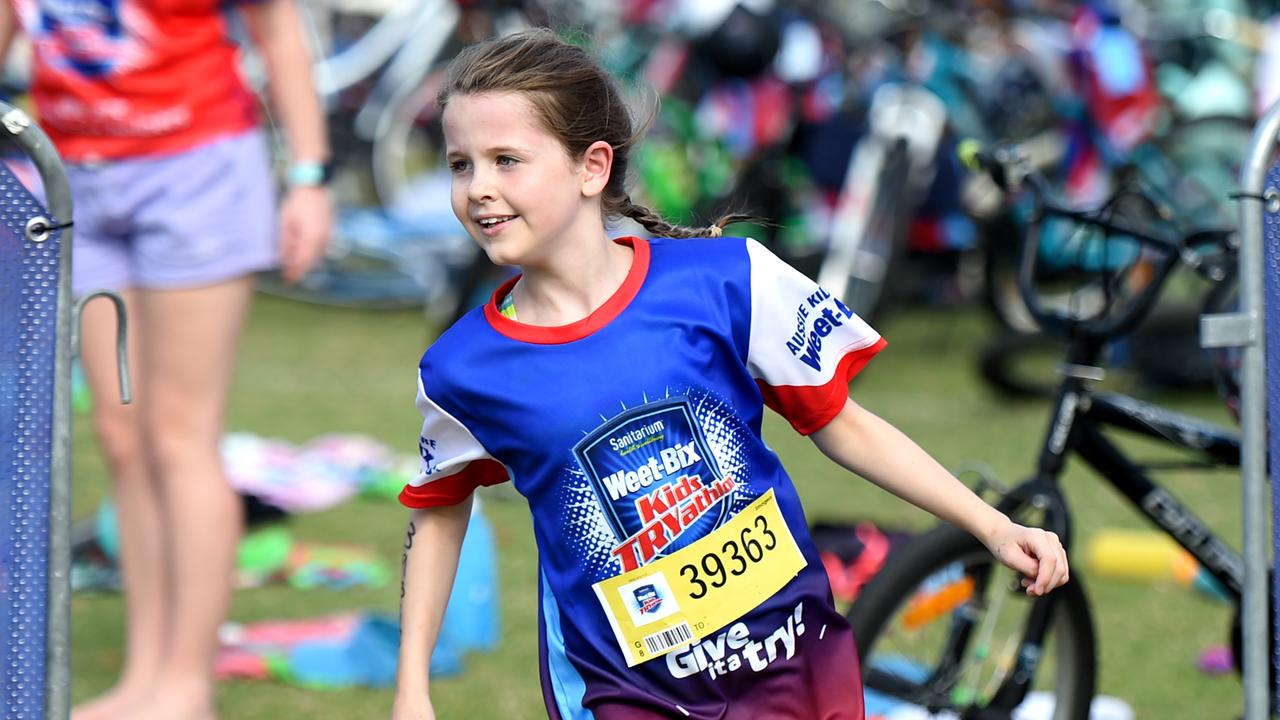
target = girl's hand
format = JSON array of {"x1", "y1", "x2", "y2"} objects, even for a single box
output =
[
  {"x1": 983, "y1": 521, "x2": 1069, "y2": 596},
  {"x1": 278, "y1": 184, "x2": 333, "y2": 284},
  {"x1": 391, "y1": 694, "x2": 435, "y2": 720}
]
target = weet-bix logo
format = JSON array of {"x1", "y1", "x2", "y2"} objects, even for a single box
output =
[
  {"x1": 574, "y1": 398, "x2": 735, "y2": 572},
  {"x1": 633, "y1": 584, "x2": 662, "y2": 615},
  {"x1": 784, "y1": 288, "x2": 857, "y2": 372}
]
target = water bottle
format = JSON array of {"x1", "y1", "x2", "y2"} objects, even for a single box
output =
[{"x1": 440, "y1": 496, "x2": 499, "y2": 652}]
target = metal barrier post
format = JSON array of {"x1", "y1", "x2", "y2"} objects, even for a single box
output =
[
  {"x1": 0, "y1": 101, "x2": 74, "y2": 720},
  {"x1": 1204, "y1": 99, "x2": 1280, "y2": 719}
]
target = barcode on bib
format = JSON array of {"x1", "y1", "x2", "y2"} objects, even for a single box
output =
[{"x1": 642, "y1": 622, "x2": 693, "y2": 655}]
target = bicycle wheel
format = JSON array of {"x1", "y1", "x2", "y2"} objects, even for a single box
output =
[
  {"x1": 981, "y1": 211, "x2": 1041, "y2": 335},
  {"x1": 848, "y1": 524, "x2": 1096, "y2": 720},
  {"x1": 977, "y1": 329, "x2": 1062, "y2": 400},
  {"x1": 1149, "y1": 115, "x2": 1253, "y2": 230},
  {"x1": 817, "y1": 137, "x2": 911, "y2": 323},
  {"x1": 370, "y1": 69, "x2": 446, "y2": 208},
  {"x1": 302, "y1": 0, "x2": 438, "y2": 98}
]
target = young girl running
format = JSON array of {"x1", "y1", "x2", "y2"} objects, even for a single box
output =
[{"x1": 394, "y1": 29, "x2": 1068, "y2": 720}]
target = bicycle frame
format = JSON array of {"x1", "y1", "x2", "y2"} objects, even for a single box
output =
[
  {"x1": 1044, "y1": 338, "x2": 1246, "y2": 598},
  {"x1": 951, "y1": 332, "x2": 1245, "y2": 715},
  {"x1": 909, "y1": 139, "x2": 1246, "y2": 718},
  {"x1": 304, "y1": 0, "x2": 447, "y2": 99}
]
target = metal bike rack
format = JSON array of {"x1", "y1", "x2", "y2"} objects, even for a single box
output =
[{"x1": 1201, "y1": 99, "x2": 1280, "y2": 719}]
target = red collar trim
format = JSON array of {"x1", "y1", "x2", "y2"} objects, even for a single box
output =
[{"x1": 483, "y1": 237, "x2": 650, "y2": 344}]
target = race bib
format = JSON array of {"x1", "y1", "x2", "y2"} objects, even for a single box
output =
[{"x1": 592, "y1": 489, "x2": 806, "y2": 667}]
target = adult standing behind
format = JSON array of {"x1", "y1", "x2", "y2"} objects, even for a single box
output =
[{"x1": 0, "y1": 0, "x2": 332, "y2": 718}]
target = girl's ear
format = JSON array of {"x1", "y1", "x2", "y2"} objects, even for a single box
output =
[{"x1": 580, "y1": 141, "x2": 614, "y2": 198}]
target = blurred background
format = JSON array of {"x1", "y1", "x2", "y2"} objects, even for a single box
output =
[{"x1": 6, "y1": 0, "x2": 1273, "y2": 715}]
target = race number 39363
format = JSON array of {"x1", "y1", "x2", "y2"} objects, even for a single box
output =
[
  {"x1": 592, "y1": 489, "x2": 807, "y2": 667},
  {"x1": 679, "y1": 511, "x2": 778, "y2": 599}
]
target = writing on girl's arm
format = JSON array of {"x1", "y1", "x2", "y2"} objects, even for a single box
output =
[
  {"x1": 400, "y1": 519, "x2": 417, "y2": 606},
  {"x1": 395, "y1": 498, "x2": 472, "y2": 706}
]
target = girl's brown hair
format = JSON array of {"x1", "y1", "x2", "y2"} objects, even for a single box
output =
[{"x1": 437, "y1": 29, "x2": 751, "y2": 239}]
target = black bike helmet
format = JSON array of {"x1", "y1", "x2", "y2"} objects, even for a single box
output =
[{"x1": 679, "y1": 0, "x2": 781, "y2": 78}]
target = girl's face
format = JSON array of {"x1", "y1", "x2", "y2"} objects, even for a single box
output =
[{"x1": 442, "y1": 92, "x2": 600, "y2": 267}]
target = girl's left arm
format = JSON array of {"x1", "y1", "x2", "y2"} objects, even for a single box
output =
[
  {"x1": 810, "y1": 397, "x2": 1070, "y2": 596},
  {"x1": 240, "y1": 0, "x2": 332, "y2": 284}
]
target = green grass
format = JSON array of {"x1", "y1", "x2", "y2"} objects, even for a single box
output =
[{"x1": 69, "y1": 294, "x2": 1248, "y2": 718}]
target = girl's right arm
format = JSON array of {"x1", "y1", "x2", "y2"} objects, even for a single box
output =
[{"x1": 392, "y1": 494, "x2": 474, "y2": 720}]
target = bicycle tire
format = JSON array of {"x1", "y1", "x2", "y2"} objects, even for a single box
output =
[
  {"x1": 981, "y1": 211, "x2": 1042, "y2": 335},
  {"x1": 853, "y1": 138, "x2": 911, "y2": 324},
  {"x1": 848, "y1": 524, "x2": 1096, "y2": 720},
  {"x1": 1148, "y1": 114, "x2": 1253, "y2": 230},
  {"x1": 817, "y1": 137, "x2": 911, "y2": 323},
  {"x1": 305, "y1": 0, "x2": 439, "y2": 98},
  {"x1": 977, "y1": 329, "x2": 1061, "y2": 400},
  {"x1": 370, "y1": 69, "x2": 446, "y2": 207}
]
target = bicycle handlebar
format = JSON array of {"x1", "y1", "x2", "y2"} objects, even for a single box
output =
[{"x1": 961, "y1": 139, "x2": 1212, "y2": 340}]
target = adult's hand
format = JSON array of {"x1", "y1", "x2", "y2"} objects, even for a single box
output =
[{"x1": 278, "y1": 184, "x2": 332, "y2": 284}]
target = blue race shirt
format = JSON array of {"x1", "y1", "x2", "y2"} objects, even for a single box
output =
[{"x1": 401, "y1": 236, "x2": 885, "y2": 720}]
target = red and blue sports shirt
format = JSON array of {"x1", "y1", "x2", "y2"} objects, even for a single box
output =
[
  {"x1": 401, "y1": 236, "x2": 885, "y2": 719},
  {"x1": 14, "y1": 0, "x2": 261, "y2": 161}
]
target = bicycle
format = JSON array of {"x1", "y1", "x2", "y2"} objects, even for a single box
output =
[
  {"x1": 250, "y1": 0, "x2": 543, "y2": 321},
  {"x1": 972, "y1": 1, "x2": 1261, "y2": 399},
  {"x1": 845, "y1": 142, "x2": 1252, "y2": 719}
]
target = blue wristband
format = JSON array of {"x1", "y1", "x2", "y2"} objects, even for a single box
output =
[{"x1": 287, "y1": 160, "x2": 334, "y2": 187}]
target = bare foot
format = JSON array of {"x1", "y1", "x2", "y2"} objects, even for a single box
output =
[
  {"x1": 125, "y1": 685, "x2": 217, "y2": 720},
  {"x1": 128, "y1": 701, "x2": 216, "y2": 720},
  {"x1": 71, "y1": 686, "x2": 148, "y2": 720}
]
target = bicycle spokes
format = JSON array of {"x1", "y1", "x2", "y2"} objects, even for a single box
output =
[{"x1": 864, "y1": 559, "x2": 1056, "y2": 715}]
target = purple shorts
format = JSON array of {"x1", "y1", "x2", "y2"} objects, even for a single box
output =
[{"x1": 69, "y1": 130, "x2": 277, "y2": 295}]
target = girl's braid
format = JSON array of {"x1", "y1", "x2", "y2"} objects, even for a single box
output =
[{"x1": 622, "y1": 197, "x2": 755, "y2": 239}]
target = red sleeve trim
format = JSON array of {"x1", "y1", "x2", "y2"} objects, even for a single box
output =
[
  {"x1": 757, "y1": 337, "x2": 888, "y2": 436},
  {"x1": 398, "y1": 459, "x2": 510, "y2": 508}
]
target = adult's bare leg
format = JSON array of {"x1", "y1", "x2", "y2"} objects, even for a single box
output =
[
  {"x1": 130, "y1": 276, "x2": 256, "y2": 720},
  {"x1": 71, "y1": 290, "x2": 170, "y2": 720}
]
